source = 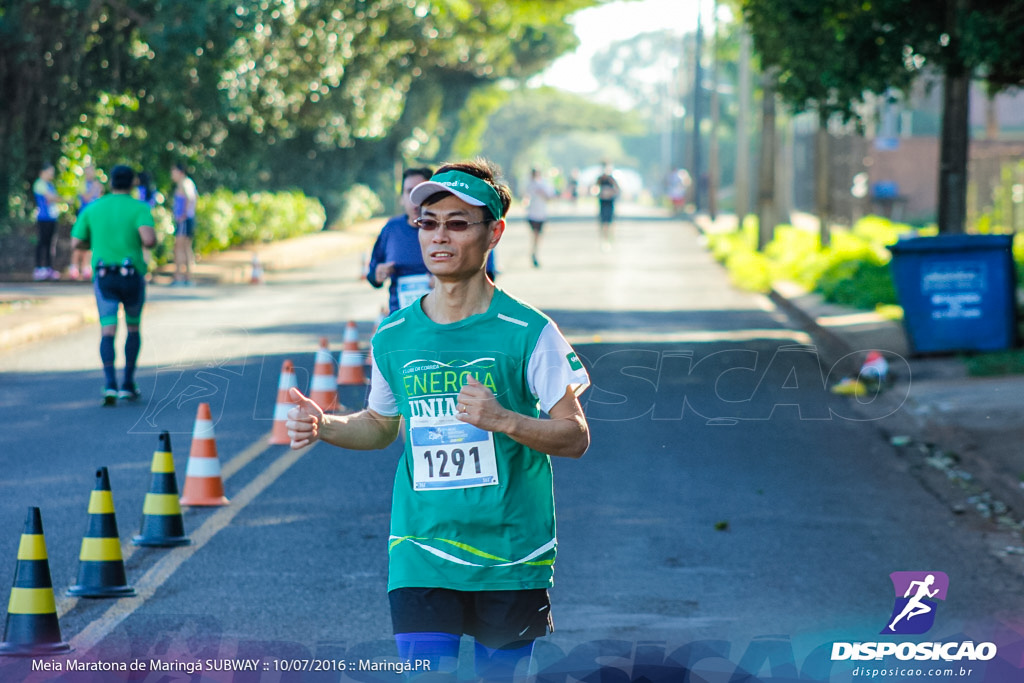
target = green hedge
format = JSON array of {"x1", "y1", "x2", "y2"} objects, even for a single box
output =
[
  {"x1": 150, "y1": 189, "x2": 326, "y2": 266},
  {"x1": 706, "y1": 216, "x2": 923, "y2": 310},
  {"x1": 707, "y1": 216, "x2": 1024, "y2": 313}
]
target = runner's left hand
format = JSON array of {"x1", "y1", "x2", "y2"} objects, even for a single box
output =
[{"x1": 455, "y1": 375, "x2": 510, "y2": 433}]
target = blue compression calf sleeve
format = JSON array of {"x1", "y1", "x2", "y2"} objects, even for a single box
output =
[
  {"x1": 474, "y1": 640, "x2": 535, "y2": 682},
  {"x1": 124, "y1": 331, "x2": 141, "y2": 386},
  {"x1": 100, "y1": 335, "x2": 117, "y2": 389},
  {"x1": 395, "y1": 632, "x2": 460, "y2": 676}
]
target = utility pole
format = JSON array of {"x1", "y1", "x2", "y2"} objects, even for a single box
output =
[
  {"x1": 707, "y1": 0, "x2": 720, "y2": 221},
  {"x1": 735, "y1": 28, "x2": 751, "y2": 226},
  {"x1": 674, "y1": 33, "x2": 688, "y2": 174},
  {"x1": 691, "y1": 1, "x2": 704, "y2": 213}
]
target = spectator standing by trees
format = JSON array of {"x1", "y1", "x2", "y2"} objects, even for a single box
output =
[
  {"x1": 32, "y1": 163, "x2": 62, "y2": 281},
  {"x1": 170, "y1": 162, "x2": 198, "y2": 286},
  {"x1": 70, "y1": 163, "x2": 103, "y2": 280}
]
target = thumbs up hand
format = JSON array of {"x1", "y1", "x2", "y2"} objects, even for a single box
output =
[{"x1": 286, "y1": 387, "x2": 325, "y2": 449}]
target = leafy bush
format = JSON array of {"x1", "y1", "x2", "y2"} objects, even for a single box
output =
[
  {"x1": 708, "y1": 215, "x2": 917, "y2": 308},
  {"x1": 148, "y1": 189, "x2": 325, "y2": 267},
  {"x1": 192, "y1": 189, "x2": 326, "y2": 256},
  {"x1": 331, "y1": 184, "x2": 384, "y2": 229},
  {"x1": 1015, "y1": 233, "x2": 1024, "y2": 287},
  {"x1": 817, "y1": 259, "x2": 898, "y2": 309}
]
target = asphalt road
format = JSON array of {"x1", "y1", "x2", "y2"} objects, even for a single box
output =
[{"x1": 0, "y1": 206, "x2": 1021, "y2": 682}]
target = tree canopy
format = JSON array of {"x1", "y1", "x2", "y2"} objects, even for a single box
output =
[
  {"x1": 739, "y1": 0, "x2": 1024, "y2": 232},
  {"x1": 0, "y1": 0, "x2": 605, "y2": 222}
]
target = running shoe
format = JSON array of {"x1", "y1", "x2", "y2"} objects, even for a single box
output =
[
  {"x1": 68, "y1": 265, "x2": 80, "y2": 280},
  {"x1": 102, "y1": 388, "x2": 118, "y2": 407},
  {"x1": 32, "y1": 268, "x2": 48, "y2": 281},
  {"x1": 46, "y1": 268, "x2": 61, "y2": 281},
  {"x1": 118, "y1": 384, "x2": 142, "y2": 402}
]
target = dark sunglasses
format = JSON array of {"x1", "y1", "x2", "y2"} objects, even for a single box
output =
[{"x1": 414, "y1": 217, "x2": 490, "y2": 232}]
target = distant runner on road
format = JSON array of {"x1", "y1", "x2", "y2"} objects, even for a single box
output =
[
  {"x1": 287, "y1": 158, "x2": 591, "y2": 681},
  {"x1": 524, "y1": 167, "x2": 556, "y2": 268},
  {"x1": 594, "y1": 161, "x2": 620, "y2": 249}
]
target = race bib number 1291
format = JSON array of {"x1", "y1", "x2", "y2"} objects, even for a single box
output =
[{"x1": 409, "y1": 415, "x2": 498, "y2": 490}]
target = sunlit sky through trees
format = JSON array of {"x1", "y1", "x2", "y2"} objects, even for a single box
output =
[{"x1": 539, "y1": 0, "x2": 713, "y2": 95}]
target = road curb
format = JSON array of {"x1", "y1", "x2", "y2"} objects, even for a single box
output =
[
  {"x1": 768, "y1": 288, "x2": 861, "y2": 374},
  {"x1": 0, "y1": 298, "x2": 97, "y2": 351}
]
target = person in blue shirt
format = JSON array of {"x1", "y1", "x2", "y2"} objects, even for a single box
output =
[
  {"x1": 33, "y1": 163, "x2": 63, "y2": 280},
  {"x1": 367, "y1": 167, "x2": 435, "y2": 313}
]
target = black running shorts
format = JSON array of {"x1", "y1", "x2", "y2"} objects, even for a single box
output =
[{"x1": 389, "y1": 587, "x2": 553, "y2": 650}]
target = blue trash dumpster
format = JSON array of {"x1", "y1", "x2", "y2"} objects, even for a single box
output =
[{"x1": 888, "y1": 234, "x2": 1018, "y2": 354}]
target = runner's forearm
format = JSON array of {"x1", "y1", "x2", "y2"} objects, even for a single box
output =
[
  {"x1": 319, "y1": 409, "x2": 400, "y2": 451},
  {"x1": 500, "y1": 412, "x2": 589, "y2": 459}
]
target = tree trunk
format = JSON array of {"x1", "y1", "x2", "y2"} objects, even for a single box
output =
[
  {"x1": 815, "y1": 113, "x2": 831, "y2": 247},
  {"x1": 775, "y1": 114, "x2": 794, "y2": 226},
  {"x1": 985, "y1": 91, "x2": 998, "y2": 140},
  {"x1": 937, "y1": 0, "x2": 970, "y2": 234},
  {"x1": 757, "y1": 69, "x2": 777, "y2": 251}
]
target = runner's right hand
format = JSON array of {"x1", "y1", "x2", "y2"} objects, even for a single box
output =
[{"x1": 286, "y1": 388, "x2": 324, "y2": 450}]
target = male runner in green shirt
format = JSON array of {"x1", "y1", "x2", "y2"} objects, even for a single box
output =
[
  {"x1": 71, "y1": 165, "x2": 156, "y2": 406},
  {"x1": 287, "y1": 159, "x2": 590, "y2": 680}
]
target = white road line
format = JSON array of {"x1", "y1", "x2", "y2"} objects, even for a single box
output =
[{"x1": 66, "y1": 440, "x2": 314, "y2": 653}]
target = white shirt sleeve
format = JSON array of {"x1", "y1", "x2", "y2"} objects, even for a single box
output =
[
  {"x1": 527, "y1": 322, "x2": 590, "y2": 413},
  {"x1": 366, "y1": 348, "x2": 399, "y2": 416}
]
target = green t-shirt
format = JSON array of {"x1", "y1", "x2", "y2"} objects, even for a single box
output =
[
  {"x1": 71, "y1": 194, "x2": 153, "y2": 275},
  {"x1": 368, "y1": 288, "x2": 590, "y2": 592}
]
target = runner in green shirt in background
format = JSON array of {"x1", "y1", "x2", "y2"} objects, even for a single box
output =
[
  {"x1": 286, "y1": 159, "x2": 591, "y2": 681},
  {"x1": 71, "y1": 165, "x2": 156, "y2": 406}
]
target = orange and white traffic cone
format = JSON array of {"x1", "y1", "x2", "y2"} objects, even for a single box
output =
[
  {"x1": 0, "y1": 507, "x2": 73, "y2": 656},
  {"x1": 309, "y1": 339, "x2": 340, "y2": 413},
  {"x1": 336, "y1": 321, "x2": 366, "y2": 385},
  {"x1": 179, "y1": 403, "x2": 229, "y2": 506},
  {"x1": 67, "y1": 467, "x2": 136, "y2": 598},
  {"x1": 269, "y1": 360, "x2": 298, "y2": 445}
]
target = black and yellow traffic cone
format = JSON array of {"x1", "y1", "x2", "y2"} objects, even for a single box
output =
[
  {"x1": 67, "y1": 467, "x2": 136, "y2": 598},
  {"x1": 0, "y1": 507, "x2": 72, "y2": 656},
  {"x1": 133, "y1": 432, "x2": 191, "y2": 547}
]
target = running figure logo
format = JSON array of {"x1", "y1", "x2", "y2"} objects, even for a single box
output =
[{"x1": 882, "y1": 571, "x2": 949, "y2": 635}]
